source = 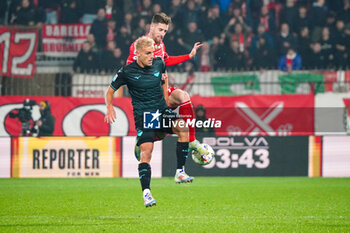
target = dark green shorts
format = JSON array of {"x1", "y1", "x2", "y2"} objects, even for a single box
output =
[{"x1": 135, "y1": 108, "x2": 179, "y2": 146}]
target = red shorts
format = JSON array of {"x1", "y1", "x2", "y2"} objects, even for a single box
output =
[{"x1": 167, "y1": 87, "x2": 177, "y2": 96}]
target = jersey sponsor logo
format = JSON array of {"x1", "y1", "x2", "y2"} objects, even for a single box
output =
[
  {"x1": 153, "y1": 71, "x2": 160, "y2": 77},
  {"x1": 132, "y1": 75, "x2": 141, "y2": 80},
  {"x1": 143, "y1": 110, "x2": 161, "y2": 129}
]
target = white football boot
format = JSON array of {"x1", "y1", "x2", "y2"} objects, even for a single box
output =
[
  {"x1": 143, "y1": 189, "x2": 157, "y2": 207},
  {"x1": 174, "y1": 168, "x2": 194, "y2": 183}
]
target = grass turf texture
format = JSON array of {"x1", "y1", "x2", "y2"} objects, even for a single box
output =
[{"x1": 0, "y1": 178, "x2": 349, "y2": 233}]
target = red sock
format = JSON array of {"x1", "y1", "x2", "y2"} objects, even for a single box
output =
[{"x1": 179, "y1": 100, "x2": 196, "y2": 142}]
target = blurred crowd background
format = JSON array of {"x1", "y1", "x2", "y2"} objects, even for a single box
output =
[{"x1": 1, "y1": 0, "x2": 350, "y2": 73}]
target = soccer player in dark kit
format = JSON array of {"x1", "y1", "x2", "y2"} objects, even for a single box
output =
[
  {"x1": 104, "y1": 37, "x2": 192, "y2": 207},
  {"x1": 127, "y1": 13, "x2": 209, "y2": 162}
]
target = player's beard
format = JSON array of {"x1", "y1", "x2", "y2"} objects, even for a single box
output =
[{"x1": 156, "y1": 35, "x2": 163, "y2": 43}]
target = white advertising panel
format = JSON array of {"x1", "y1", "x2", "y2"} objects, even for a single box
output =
[
  {"x1": 122, "y1": 136, "x2": 162, "y2": 178},
  {"x1": 0, "y1": 137, "x2": 11, "y2": 178},
  {"x1": 323, "y1": 136, "x2": 350, "y2": 177}
]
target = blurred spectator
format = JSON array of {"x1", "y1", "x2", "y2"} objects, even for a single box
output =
[
  {"x1": 106, "y1": 19, "x2": 117, "y2": 42},
  {"x1": 199, "y1": 42, "x2": 211, "y2": 72},
  {"x1": 153, "y1": 0, "x2": 170, "y2": 13},
  {"x1": 138, "y1": 0, "x2": 153, "y2": 21},
  {"x1": 86, "y1": 33, "x2": 99, "y2": 54},
  {"x1": 309, "y1": 0, "x2": 328, "y2": 29},
  {"x1": 123, "y1": 0, "x2": 135, "y2": 14},
  {"x1": 73, "y1": 41, "x2": 99, "y2": 73},
  {"x1": 178, "y1": 22, "x2": 205, "y2": 54},
  {"x1": 230, "y1": 6, "x2": 249, "y2": 26},
  {"x1": 338, "y1": 0, "x2": 350, "y2": 23},
  {"x1": 195, "y1": 104, "x2": 215, "y2": 138},
  {"x1": 195, "y1": 0, "x2": 210, "y2": 19},
  {"x1": 256, "y1": 4, "x2": 275, "y2": 33},
  {"x1": 279, "y1": 0, "x2": 298, "y2": 33},
  {"x1": 294, "y1": 6, "x2": 310, "y2": 34},
  {"x1": 60, "y1": 0, "x2": 80, "y2": 24},
  {"x1": 12, "y1": 0, "x2": 37, "y2": 26},
  {"x1": 250, "y1": 24, "x2": 274, "y2": 57},
  {"x1": 334, "y1": 19, "x2": 348, "y2": 68},
  {"x1": 90, "y1": 9, "x2": 108, "y2": 49},
  {"x1": 115, "y1": 26, "x2": 133, "y2": 59},
  {"x1": 78, "y1": 0, "x2": 103, "y2": 24},
  {"x1": 167, "y1": 0, "x2": 182, "y2": 26},
  {"x1": 100, "y1": 41, "x2": 124, "y2": 74},
  {"x1": 230, "y1": 0, "x2": 253, "y2": 27},
  {"x1": 112, "y1": 48, "x2": 125, "y2": 68},
  {"x1": 122, "y1": 13, "x2": 133, "y2": 36},
  {"x1": 210, "y1": 36, "x2": 224, "y2": 69},
  {"x1": 279, "y1": 48, "x2": 302, "y2": 72},
  {"x1": 319, "y1": 27, "x2": 335, "y2": 68},
  {"x1": 215, "y1": 40, "x2": 246, "y2": 70},
  {"x1": 225, "y1": 22, "x2": 252, "y2": 54},
  {"x1": 252, "y1": 37, "x2": 276, "y2": 69},
  {"x1": 308, "y1": 43, "x2": 326, "y2": 68},
  {"x1": 36, "y1": 101, "x2": 55, "y2": 137},
  {"x1": 132, "y1": 17, "x2": 147, "y2": 41},
  {"x1": 105, "y1": 0, "x2": 123, "y2": 23},
  {"x1": 275, "y1": 23, "x2": 297, "y2": 56},
  {"x1": 201, "y1": 6, "x2": 225, "y2": 40},
  {"x1": 298, "y1": 27, "x2": 313, "y2": 68},
  {"x1": 181, "y1": 0, "x2": 200, "y2": 26},
  {"x1": 152, "y1": 3, "x2": 162, "y2": 15},
  {"x1": 38, "y1": 0, "x2": 60, "y2": 24},
  {"x1": 325, "y1": 11, "x2": 337, "y2": 36},
  {"x1": 162, "y1": 23, "x2": 185, "y2": 56}
]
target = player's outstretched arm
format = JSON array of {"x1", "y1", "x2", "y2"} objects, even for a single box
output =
[
  {"x1": 189, "y1": 42, "x2": 203, "y2": 59},
  {"x1": 104, "y1": 86, "x2": 117, "y2": 124},
  {"x1": 164, "y1": 42, "x2": 203, "y2": 66}
]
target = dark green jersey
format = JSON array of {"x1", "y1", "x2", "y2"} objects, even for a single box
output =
[{"x1": 110, "y1": 57, "x2": 167, "y2": 127}]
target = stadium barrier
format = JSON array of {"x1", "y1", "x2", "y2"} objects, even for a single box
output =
[{"x1": 1, "y1": 135, "x2": 349, "y2": 178}]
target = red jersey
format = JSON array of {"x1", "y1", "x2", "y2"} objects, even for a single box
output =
[{"x1": 126, "y1": 39, "x2": 191, "y2": 66}]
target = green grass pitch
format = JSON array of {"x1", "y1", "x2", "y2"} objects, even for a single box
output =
[{"x1": 0, "y1": 177, "x2": 349, "y2": 232}]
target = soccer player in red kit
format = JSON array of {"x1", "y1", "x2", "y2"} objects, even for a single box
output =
[{"x1": 127, "y1": 13, "x2": 209, "y2": 183}]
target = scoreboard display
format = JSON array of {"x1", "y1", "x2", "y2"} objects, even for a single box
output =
[{"x1": 162, "y1": 136, "x2": 309, "y2": 176}]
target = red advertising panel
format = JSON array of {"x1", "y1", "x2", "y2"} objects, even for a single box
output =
[
  {"x1": 191, "y1": 95, "x2": 314, "y2": 136},
  {"x1": 0, "y1": 96, "x2": 135, "y2": 137},
  {"x1": 42, "y1": 24, "x2": 90, "y2": 57},
  {"x1": 0, "y1": 27, "x2": 38, "y2": 78},
  {"x1": 0, "y1": 95, "x2": 314, "y2": 137}
]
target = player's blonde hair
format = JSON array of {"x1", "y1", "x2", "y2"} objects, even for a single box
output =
[{"x1": 135, "y1": 37, "x2": 154, "y2": 51}]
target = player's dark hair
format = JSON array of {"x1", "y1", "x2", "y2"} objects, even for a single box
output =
[{"x1": 152, "y1": 13, "x2": 171, "y2": 25}]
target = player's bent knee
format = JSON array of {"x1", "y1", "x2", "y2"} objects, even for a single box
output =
[{"x1": 169, "y1": 89, "x2": 190, "y2": 107}]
